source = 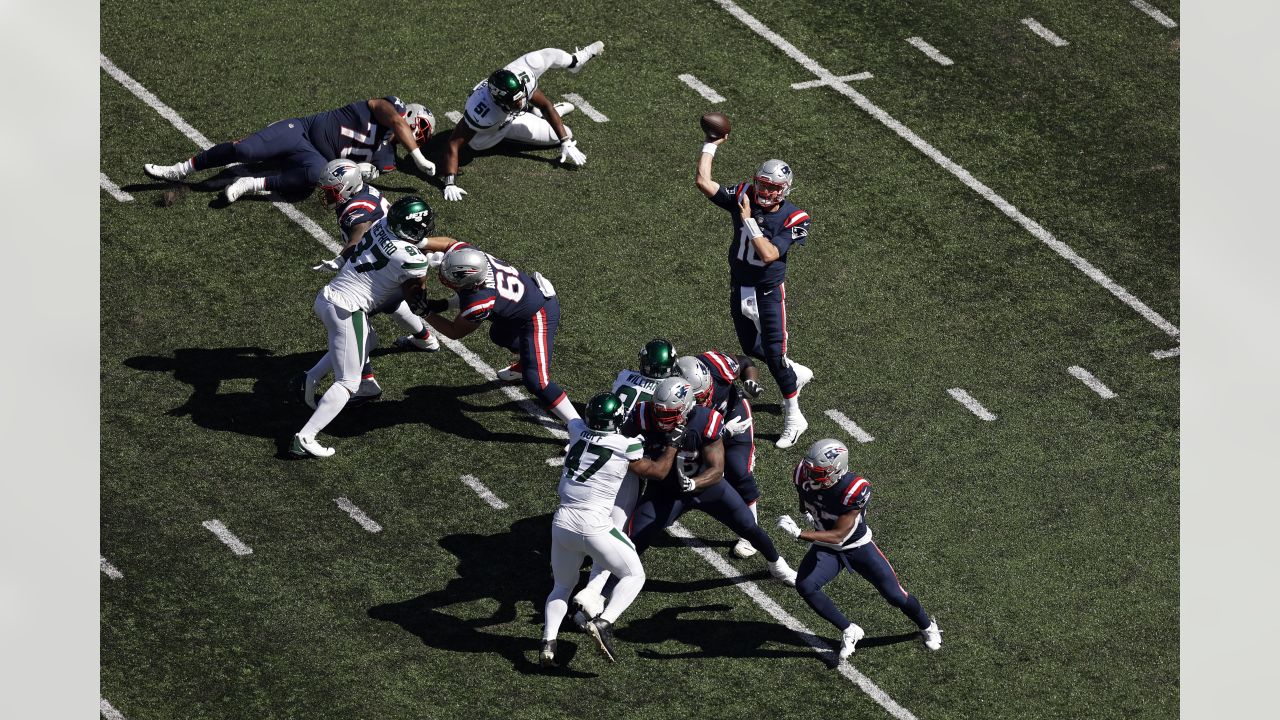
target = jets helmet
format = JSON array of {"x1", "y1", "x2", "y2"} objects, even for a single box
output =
[
  {"x1": 753, "y1": 159, "x2": 794, "y2": 208},
  {"x1": 487, "y1": 69, "x2": 528, "y2": 112},
  {"x1": 675, "y1": 356, "x2": 713, "y2": 406},
  {"x1": 639, "y1": 338, "x2": 677, "y2": 379},
  {"x1": 318, "y1": 158, "x2": 364, "y2": 208},
  {"x1": 802, "y1": 438, "x2": 849, "y2": 488},
  {"x1": 651, "y1": 377, "x2": 696, "y2": 431},
  {"x1": 387, "y1": 196, "x2": 436, "y2": 243},
  {"x1": 405, "y1": 103, "x2": 437, "y2": 145},
  {"x1": 585, "y1": 392, "x2": 626, "y2": 433},
  {"x1": 438, "y1": 246, "x2": 491, "y2": 290}
]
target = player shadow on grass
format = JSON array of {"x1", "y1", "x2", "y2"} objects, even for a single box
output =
[
  {"x1": 122, "y1": 346, "x2": 564, "y2": 456},
  {"x1": 367, "y1": 513, "x2": 597, "y2": 678}
]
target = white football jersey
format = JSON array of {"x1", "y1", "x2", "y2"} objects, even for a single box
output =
[
  {"x1": 322, "y1": 220, "x2": 430, "y2": 313},
  {"x1": 611, "y1": 370, "x2": 659, "y2": 417},
  {"x1": 462, "y1": 49, "x2": 556, "y2": 132},
  {"x1": 556, "y1": 420, "x2": 644, "y2": 529}
]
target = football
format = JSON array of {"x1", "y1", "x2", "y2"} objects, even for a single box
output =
[{"x1": 700, "y1": 112, "x2": 732, "y2": 140}]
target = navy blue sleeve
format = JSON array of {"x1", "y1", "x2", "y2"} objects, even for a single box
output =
[{"x1": 708, "y1": 181, "x2": 746, "y2": 212}]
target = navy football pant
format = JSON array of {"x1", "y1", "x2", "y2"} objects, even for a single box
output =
[
  {"x1": 192, "y1": 118, "x2": 328, "y2": 193},
  {"x1": 730, "y1": 283, "x2": 798, "y2": 397},
  {"x1": 724, "y1": 435, "x2": 759, "y2": 504},
  {"x1": 629, "y1": 480, "x2": 779, "y2": 562},
  {"x1": 488, "y1": 296, "x2": 565, "y2": 408},
  {"x1": 796, "y1": 542, "x2": 931, "y2": 632}
]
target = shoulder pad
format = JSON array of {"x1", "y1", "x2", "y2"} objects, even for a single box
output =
[
  {"x1": 782, "y1": 208, "x2": 811, "y2": 229},
  {"x1": 384, "y1": 96, "x2": 408, "y2": 115},
  {"x1": 841, "y1": 476, "x2": 872, "y2": 509},
  {"x1": 699, "y1": 351, "x2": 739, "y2": 382}
]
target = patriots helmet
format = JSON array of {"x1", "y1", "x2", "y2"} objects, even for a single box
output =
[
  {"x1": 405, "y1": 103, "x2": 437, "y2": 145},
  {"x1": 675, "y1": 356, "x2": 713, "y2": 407},
  {"x1": 802, "y1": 438, "x2": 849, "y2": 489},
  {"x1": 387, "y1": 196, "x2": 436, "y2": 243},
  {"x1": 438, "y1": 245, "x2": 491, "y2": 290},
  {"x1": 651, "y1": 377, "x2": 696, "y2": 431},
  {"x1": 487, "y1": 69, "x2": 528, "y2": 112},
  {"x1": 753, "y1": 159, "x2": 794, "y2": 209},
  {"x1": 318, "y1": 158, "x2": 364, "y2": 209},
  {"x1": 585, "y1": 392, "x2": 627, "y2": 433},
  {"x1": 639, "y1": 338, "x2": 677, "y2": 380}
]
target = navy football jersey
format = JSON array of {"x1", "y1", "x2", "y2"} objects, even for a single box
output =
[
  {"x1": 445, "y1": 241, "x2": 548, "y2": 326},
  {"x1": 303, "y1": 96, "x2": 406, "y2": 169},
  {"x1": 333, "y1": 186, "x2": 389, "y2": 245},
  {"x1": 623, "y1": 404, "x2": 724, "y2": 485},
  {"x1": 696, "y1": 349, "x2": 743, "y2": 417},
  {"x1": 708, "y1": 182, "x2": 810, "y2": 287},
  {"x1": 793, "y1": 467, "x2": 872, "y2": 549}
]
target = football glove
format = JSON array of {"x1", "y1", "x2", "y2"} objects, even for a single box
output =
[
  {"x1": 664, "y1": 424, "x2": 687, "y2": 448},
  {"x1": 723, "y1": 416, "x2": 752, "y2": 437},
  {"x1": 411, "y1": 147, "x2": 436, "y2": 176},
  {"x1": 676, "y1": 467, "x2": 697, "y2": 493},
  {"x1": 443, "y1": 183, "x2": 468, "y2": 202},
  {"x1": 777, "y1": 515, "x2": 802, "y2": 539},
  {"x1": 804, "y1": 511, "x2": 820, "y2": 530},
  {"x1": 311, "y1": 256, "x2": 344, "y2": 272},
  {"x1": 559, "y1": 138, "x2": 587, "y2": 167},
  {"x1": 410, "y1": 295, "x2": 450, "y2": 316},
  {"x1": 742, "y1": 378, "x2": 765, "y2": 399},
  {"x1": 356, "y1": 162, "x2": 380, "y2": 181}
]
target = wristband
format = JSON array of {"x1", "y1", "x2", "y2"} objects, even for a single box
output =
[
  {"x1": 442, "y1": 174, "x2": 456, "y2": 186},
  {"x1": 743, "y1": 217, "x2": 763, "y2": 238},
  {"x1": 412, "y1": 147, "x2": 429, "y2": 165},
  {"x1": 701, "y1": 142, "x2": 718, "y2": 156}
]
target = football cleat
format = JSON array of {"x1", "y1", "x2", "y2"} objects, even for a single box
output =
[
  {"x1": 921, "y1": 619, "x2": 943, "y2": 651},
  {"x1": 791, "y1": 361, "x2": 814, "y2": 392},
  {"x1": 144, "y1": 162, "x2": 190, "y2": 182},
  {"x1": 350, "y1": 377, "x2": 383, "y2": 404},
  {"x1": 224, "y1": 176, "x2": 268, "y2": 203},
  {"x1": 394, "y1": 333, "x2": 441, "y2": 352},
  {"x1": 776, "y1": 408, "x2": 809, "y2": 449},
  {"x1": 496, "y1": 360, "x2": 524, "y2": 382},
  {"x1": 290, "y1": 433, "x2": 335, "y2": 458},
  {"x1": 767, "y1": 557, "x2": 797, "y2": 587},
  {"x1": 731, "y1": 538, "x2": 758, "y2": 559},
  {"x1": 587, "y1": 618, "x2": 619, "y2": 662},
  {"x1": 573, "y1": 588, "x2": 606, "y2": 620},
  {"x1": 553, "y1": 101, "x2": 575, "y2": 117},
  {"x1": 839, "y1": 622, "x2": 866, "y2": 660},
  {"x1": 539, "y1": 639, "x2": 557, "y2": 668},
  {"x1": 569, "y1": 41, "x2": 604, "y2": 73}
]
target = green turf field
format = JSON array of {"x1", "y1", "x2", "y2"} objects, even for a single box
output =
[{"x1": 100, "y1": 1, "x2": 1179, "y2": 718}]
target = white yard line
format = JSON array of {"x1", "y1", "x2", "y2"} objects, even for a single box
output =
[
  {"x1": 100, "y1": 173, "x2": 134, "y2": 202},
  {"x1": 791, "y1": 72, "x2": 872, "y2": 90},
  {"x1": 1151, "y1": 347, "x2": 1180, "y2": 359},
  {"x1": 335, "y1": 497, "x2": 383, "y2": 533},
  {"x1": 460, "y1": 474, "x2": 509, "y2": 510},
  {"x1": 906, "y1": 37, "x2": 954, "y2": 66},
  {"x1": 947, "y1": 388, "x2": 997, "y2": 421},
  {"x1": 100, "y1": 556, "x2": 124, "y2": 580},
  {"x1": 710, "y1": 0, "x2": 1179, "y2": 339},
  {"x1": 666, "y1": 523, "x2": 919, "y2": 720},
  {"x1": 1067, "y1": 366, "x2": 1117, "y2": 398},
  {"x1": 678, "y1": 73, "x2": 726, "y2": 102},
  {"x1": 1021, "y1": 18, "x2": 1069, "y2": 47},
  {"x1": 100, "y1": 698, "x2": 128, "y2": 720},
  {"x1": 1131, "y1": 1, "x2": 1178, "y2": 28},
  {"x1": 824, "y1": 409, "x2": 875, "y2": 443},
  {"x1": 445, "y1": 110, "x2": 463, "y2": 124},
  {"x1": 560, "y1": 93, "x2": 609, "y2": 122},
  {"x1": 201, "y1": 519, "x2": 254, "y2": 556}
]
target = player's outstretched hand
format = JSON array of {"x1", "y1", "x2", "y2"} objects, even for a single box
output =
[
  {"x1": 312, "y1": 256, "x2": 343, "y2": 272},
  {"x1": 443, "y1": 184, "x2": 468, "y2": 202},
  {"x1": 411, "y1": 148, "x2": 436, "y2": 176},
  {"x1": 777, "y1": 515, "x2": 802, "y2": 539},
  {"x1": 559, "y1": 138, "x2": 587, "y2": 167}
]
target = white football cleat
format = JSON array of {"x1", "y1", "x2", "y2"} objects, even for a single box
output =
[
  {"x1": 573, "y1": 588, "x2": 606, "y2": 620},
  {"x1": 570, "y1": 41, "x2": 604, "y2": 73},
  {"x1": 731, "y1": 538, "x2": 758, "y2": 559},
  {"x1": 767, "y1": 557, "x2": 797, "y2": 587},
  {"x1": 353, "y1": 377, "x2": 383, "y2": 402},
  {"x1": 144, "y1": 162, "x2": 190, "y2": 182},
  {"x1": 290, "y1": 433, "x2": 335, "y2": 458},
  {"x1": 553, "y1": 101, "x2": 575, "y2": 118},
  {"x1": 394, "y1": 333, "x2": 440, "y2": 352},
  {"x1": 839, "y1": 622, "x2": 866, "y2": 659},
  {"x1": 224, "y1": 176, "x2": 269, "y2": 203},
  {"x1": 775, "y1": 408, "x2": 808, "y2": 449},
  {"x1": 791, "y1": 361, "x2": 814, "y2": 393},
  {"x1": 921, "y1": 618, "x2": 943, "y2": 651},
  {"x1": 496, "y1": 361, "x2": 524, "y2": 382}
]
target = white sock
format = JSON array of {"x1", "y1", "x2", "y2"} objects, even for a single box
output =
[
  {"x1": 543, "y1": 586, "x2": 572, "y2": 642},
  {"x1": 747, "y1": 501, "x2": 758, "y2": 523},
  {"x1": 549, "y1": 395, "x2": 581, "y2": 424},
  {"x1": 390, "y1": 302, "x2": 426, "y2": 334},
  {"x1": 300, "y1": 383, "x2": 351, "y2": 437},
  {"x1": 178, "y1": 158, "x2": 195, "y2": 175},
  {"x1": 582, "y1": 566, "x2": 612, "y2": 597},
  {"x1": 601, "y1": 573, "x2": 644, "y2": 624},
  {"x1": 783, "y1": 395, "x2": 800, "y2": 413},
  {"x1": 306, "y1": 352, "x2": 332, "y2": 385}
]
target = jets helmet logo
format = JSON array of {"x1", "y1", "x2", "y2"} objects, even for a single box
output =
[{"x1": 406, "y1": 209, "x2": 431, "y2": 222}]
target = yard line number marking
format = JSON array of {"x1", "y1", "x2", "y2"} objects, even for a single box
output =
[
  {"x1": 1067, "y1": 366, "x2": 1118, "y2": 398},
  {"x1": 947, "y1": 388, "x2": 998, "y2": 421},
  {"x1": 460, "y1": 474, "x2": 509, "y2": 510},
  {"x1": 1131, "y1": 1, "x2": 1178, "y2": 28},
  {"x1": 825, "y1": 409, "x2": 875, "y2": 443},
  {"x1": 100, "y1": 556, "x2": 124, "y2": 580},
  {"x1": 335, "y1": 497, "x2": 383, "y2": 533},
  {"x1": 1021, "y1": 17, "x2": 1070, "y2": 47},
  {"x1": 906, "y1": 37, "x2": 954, "y2": 66},
  {"x1": 202, "y1": 519, "x2": 253, "y2": 556},
  {"x1": 678, "y1": 73, "x2": 726, "y2": 103},
  {"x1": 710, "y1": 0, "x2": 1179, "y2": 339},
  {"x1": 100, "y1": 173, "x2": 134, "y2": 202},
  {"x1": 560, "y1": 93, "x2": 609, "y2": 122}
]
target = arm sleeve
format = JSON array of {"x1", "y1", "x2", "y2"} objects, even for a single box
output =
[
  {"x1": 513, "y1": 48, "x2": 575, "y2": 78},
  {"x1": 622, "y1": 436, "x2": 646, "y2": 461},
  {"x1": 458, "y1": 289, "x2": 497, "y2": 321},
  {"x1": 707, "y1": 182, "x2": 740, "y2": 212}
]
